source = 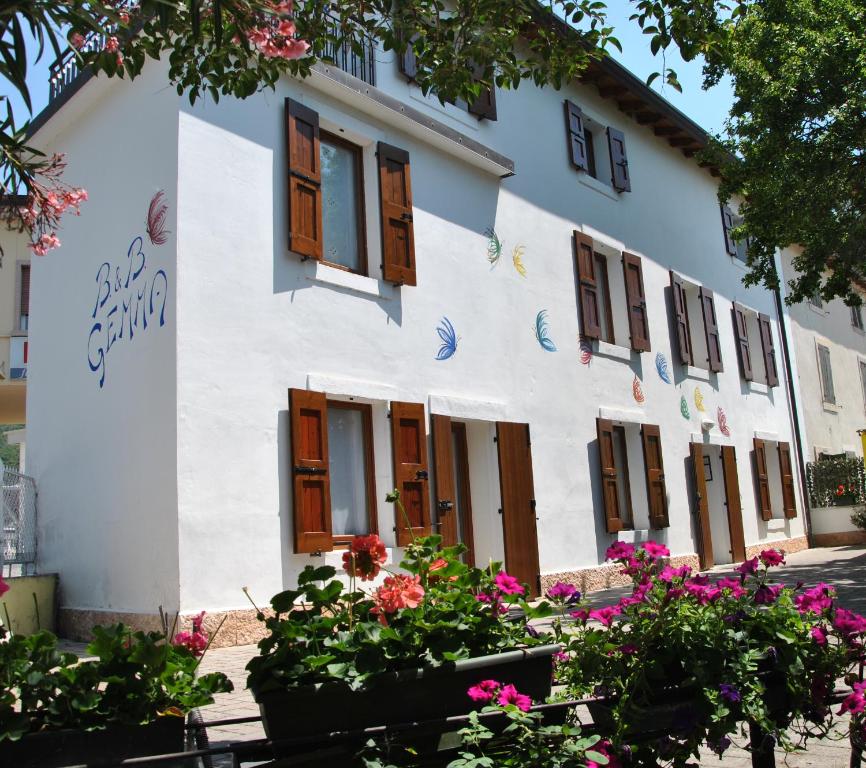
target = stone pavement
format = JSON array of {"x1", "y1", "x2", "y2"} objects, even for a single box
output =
[{"x1": 169, "y1": 545, "x2": 866, "y2": 765}]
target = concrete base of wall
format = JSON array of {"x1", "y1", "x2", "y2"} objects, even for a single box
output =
[{"x1": 813, "y1": 531, "x2": 866, "y2": 547}]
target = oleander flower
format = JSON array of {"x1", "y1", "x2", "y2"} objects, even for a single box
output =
[
  {"x1": 497, "y1": 683, "x2": 532, "y2": 711},
  {"x1": 342, "y1": 534, "x2": 387, "y2": 581}
]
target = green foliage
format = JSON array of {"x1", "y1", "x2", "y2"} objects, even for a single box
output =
[
  {"x1": 0, "y1": 425, "x2": 22, "y2": 469},
  {"x1": 246, "y1": 534, "x2": 552, "y2": 696},
  {"x1": 807, "y1": 456, "x2": 866, "y2": 507},
  {"x1": 0, "y1": 623, "x2": 233, "y2": 742}
]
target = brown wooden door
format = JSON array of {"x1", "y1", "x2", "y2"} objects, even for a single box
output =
[
  {"x1": 391, "y1": 401, "x2": 431, "y2": 545},
  {"x1": 690, "y1": 443, "x2": 714, "y2": 570},
  {"x1": 496, "y1": 422, "x2": 540, "y2": 598},
  {"x1": 432, "y1": 414, "x2": 457, "y2": 546},
  {"x1": 721, "y1": 445, "x2": 747, "y2": 563}
]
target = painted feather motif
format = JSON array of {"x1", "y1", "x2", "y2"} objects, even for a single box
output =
[
  {"x1": 435, "y1": 317, "x2": 458, "y2": 360},
  {"x1": 512, "y1": 245, "x2": 527, "y2": 278},
  {"x1": 485, "y1": 227, "x2": 503, "y2": 265},
  {"x1": 717, "y1": 406, "x2": 731, "y2": 436},
  {"x1": 694, "y1": 386, "x2": 706, "y2": 412},
  {"x1": 680, "y1": 395, "x2": 690, "y2": 420},
  {"x1": 534, "y1": 310, "x2": 557, "y2": 352},
  {"x1": 579, "y1": 336, "x2": 593, "y2": 365},
  {"x1": 632, "y1": 375, "x2": 646, "y2": 404},
  {"x1": 146, "y1": 190, "x2": 170, "y2": 246},
  {"x1": 655, "y1": 352, "x2": 672, "y2": 384}
]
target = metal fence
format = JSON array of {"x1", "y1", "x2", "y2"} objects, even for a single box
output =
[{"x1": 1, "y1": 466, "x2": 37, "y2": 576}]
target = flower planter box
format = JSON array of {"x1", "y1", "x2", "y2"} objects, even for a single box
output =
[
  {"x1": 0, "y1": 717, "x2": 186, "y2": 768},
  {"x1": 255, "y1": 644, "x2": 560, "y2": 755},
  {"x1": 587, "y1": 689, "x2": 701, "y2": 738}
]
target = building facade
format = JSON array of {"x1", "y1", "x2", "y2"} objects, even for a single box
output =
[{"x1": 19, "y1": 37, "x2": 809, "y2": 643}]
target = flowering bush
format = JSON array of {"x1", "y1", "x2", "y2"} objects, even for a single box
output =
[
  {"x1": 552, "y1": 542, "x2": 862, "y2": 766},
  {"x1": 246, "y1": 530, "x2": 551, "y2": 695}
]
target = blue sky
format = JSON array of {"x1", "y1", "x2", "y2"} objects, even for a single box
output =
[{"x1": 15, "y1": 8, "x2": 733, "y2": 136}]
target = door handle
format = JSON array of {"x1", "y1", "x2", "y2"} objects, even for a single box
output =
[
  {"x1": 415, "y1": 469, "x2": 428, "y2": 480},
  {"x1": 438, "y1": 500, "x2": 454, "y2": 512}
]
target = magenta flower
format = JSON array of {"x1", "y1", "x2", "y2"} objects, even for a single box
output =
[
  {"x1": 605, "y1": 542, "x2": 636, "y2": 561},
  {"x1": 759, "y1": 549, "x2": 785, "y2": 567},
  {"x1": 497, "y1": 684, "x2": 532, "y2": 711},
  {"x1": 659, "y1": 565, "x2": 692, "y2": 583},
  {"x1": 811, "y1": 625, "x2": 828, "y2": 646},
  {"x1": 590, "y1": 605, "x2": 622, "y2": 627},
  {"x1": 570, "y1": 608, "x2": 590, "y2": 623},
  {"x1": 838, "y1": 682, "x2": 866, "y2": 716},
  {"x1": 619, "y1": 643, "x2": 639, "y2": 655},
  {"x1": 795, "y1": 583, "x2": 835, "y2": 615},
  {"x1": 553, "y1": 651, "x2": 570, "y2": 663},
  {"x1": 467, "y1": 679, "x2": 500, "y2": 702},
  {"x1": 735, "y1": 557, "x2": 759, "y2": 575},
  {"x1": 753, "y1": 584, "x2": 783, "y2": 605},
  {"x1": 717, "y1": 577, "x2": 747, "y2": 598},
  {"x1": 546, "y1": 582, "x2": 579, "y2": 601},
  {"x1": 586, "y1": 740, "x2": 620, "y2": 768},
  {"x1": 494, "y1": 571, "x2": 525, "y2": 595},
  {"x1": 0, "y1": 575, "x2": 8, "y2": 598},
  {"x1": 641, "y1": 541, "x2": 670, "y2": 559},
  {"x1": 834, "y1": 608, "x2": 866, "y2": 640}
]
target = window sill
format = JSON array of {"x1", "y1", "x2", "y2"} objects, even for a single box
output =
[
  {"x1": 808, "y1": 304, "x2": 827, "y2": 317},
  {"x1": 729, "y1": 256, "x2": 749, "y2": 271},
  {"x1": 685, "y1": 366, "x2": 712, "y2": 382},
  {"x1": 748, "y1": 381, "x2": 770, "y2": 395},
  {"x1": 9, "y1": 329, "x2": 28, "y2": 338},
  {"x1": 595, "y1": 340, "x2": 632, "y2": 361},
  {"x1": 578, "y1": 173, "x2": 620, "y2": 202},
  {"x1": 304, "y1": 260, "x2": 394, "y2": 300},
  {"x1": 822, "y1": 401, "x2": 841, "y2": 414}
]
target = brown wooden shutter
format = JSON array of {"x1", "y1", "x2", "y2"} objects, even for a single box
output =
[
  {"x1": 574, "y1": 231, "x2": 601, "y2": 340},
  {"x1": 289, "y1": 388, "x2": 333, "y2": 553},
  {"x1": 431, "y1": 414, "x2": 457, "y2": 547},
  {"x1": 623, "y1": 252, "x2": 651, "y2": 352},
  {"x1": 378, "y1": 142, "x2": 416, "y2": 286},
  {"x1": 753, "y1": 438, "x2": 773, "y2": 521},
  {"x1": 732, "y1": 303, "x2": 753, "y2": 381},
  {"x1": 564, "y1": 100, "x2": 589, "y2": 172},
  {"x1": 669, "y1": 271, "x2": 691, "y2": 365},
  {"x1": 391, "y1": 401, "x2": 431, "y2": 544},
  {"x1": 596, "y1": 418, "x2": 624, "y2": 534},
  {"x1": 758, "y1": 313, "x2": 779, "y2": 386},
  {"x1": 641, "y1": 424, "x2": 669, "y2": 528},
  {"x1": 496, "y1": 422, "x2": 541, "y2": 598},
  {"x1": 20, "y1": 264, "x2": 31, "y2": 318},
  {"x1": 721, "y1": 206, "x2": 737, "y2": 256},
  {"x1": 777, "y1": 442, "x2": 797, "y2": 518},
  {"x1": 607, "y1": 127, "x2": 631, "y2": 192},
  {"x1": 690, "y1": 443, "x2": 713, "y2": 570},
  {"x1": 699, "y1": 287, "x2": 723, "y2": 372},
  {"x1": 721, "y1": 446, "x2": 747, "y2": 563},
  {"x1": 286, "y1": 98, "x2": 322, "y2": 260},
  {"x1": 468, "y1": 67, "x2": 497, "y2": 120}
]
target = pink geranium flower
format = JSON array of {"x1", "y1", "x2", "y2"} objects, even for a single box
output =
[
  {"x1": 467, "y1": 679, "x2": 499, "y2": 702},
  {"x1": 641, "y1": 541, "x2": 670, "y2": 559},
  {"x1": 372, "y1": 574, "x2": 425, "y2": 617},
  {"x1": 342, "y1": 534, "x2": 387, "y2": 581},
  {"x1": 497, "y1": 683, "x2": 532, "y2": 711},
  {"x1": 494, "y1": 571, "x2": 524, "y2": 595},
  {"x1": 759, "y1": 549, "x2": 785, "y2": 567},
  {"x1": 590, "y1": 605, "x2": 622, "y2": 627}
]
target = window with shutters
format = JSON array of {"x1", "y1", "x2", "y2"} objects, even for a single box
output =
[
  {"x1": 669, "y1": 274, "x2": 722, "y2": 373},
  {"x1": 17, "y1": 263, "x2": 30, "y2": 331},
  {"x1": 752, "y1": 438, "x2": 795, "y2": 521},
  {"x1": 852, "y1": 305, "x2": 864, "y2": 332},
  {"x1": 398, "y1": 54, "x2": 497, "y2": 122},
  {"x1": 731, "y1": 303, "x2": 778, "y2": 387},
  {"x1": 320, "y1": 132, "x2": 367, "y2": 275},
  {"x1": 817, "y1": 343, "x2": 836, "y2": 405},
  {"x1": 721, "y1": 207, "x2": 748, "y2": 264},
  {"x1": 564, "y1": 101, "x2": 630, "y2": 195}
]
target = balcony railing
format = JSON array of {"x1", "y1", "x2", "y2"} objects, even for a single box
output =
[{"x1": 48, "y1": 14, "x2": 375, "y2": 105}]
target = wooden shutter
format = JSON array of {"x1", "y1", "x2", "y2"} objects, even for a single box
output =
[
  {"x1": 431, "y1": 414, "x2": 457, "y2": 547},
  {"x1": 641, "y1": 424, "x2": 669, "y2": 528},
  {"x1": 289, "y1": 389, "x2": 333, "y2": 553},
  {"x1": 286, "y1": 98, "x2": 322, "y2": 260},
  {"x1": 758, "y1": 313, "x2": 779, "y2": 386},
  {"x1": 732, "y1": 303, "x2": 753, "y2": 381},
  {"x1": 777, "y1": 442, "x2": 797, "y2": 518},
  {"x1": 623, "y1": 252, "x2": 651, "y2": 351},
  {"x1": 564, "y1": 100, "x2": 589, "y2": 172},
  {"x1": 669, "y1": 271, "x2": 691, "y2": 365},
  {"x1": 378, "y1": 142, "x2": 416, "y2": 286},
  {"x1": 574, "y1": 231, "x2": 601, "y2": 340},
  {"x1": 607, "y1": 127, "x2": 631, "y2": 192},
  {"x1": 391, "y1": 401, "x2": 431, "y2": 544},
  {"x1": 721, "y1": 206, "x2": 737, "y2": 256},
  {"x1": 699, "y1": 287, "x2": 723, "y2": 372},
  {"x1": 690, "y1": 443, "x2": 713, "y2": 570},
  {"x1": 468, "y1": 67, "x2": 497, "y2": 120},
  {"x1": 496, "y1": 422, "x2": 541, "y2": 598},
  {"x1": 397, "y1": 32, "x2": 418, "y2": 81},
  {"x1": 20, "y1": 264, "x2": 31, "y2": 318},
  {"x1": 753, "y1": 438, "x2": 773, "y2": 521},
  {"x1": 596, "y1": 418, "x2": 623, "y2": 534},
  {"x1": 721, "y1": 446, "x2": 747, "y2": 563}
]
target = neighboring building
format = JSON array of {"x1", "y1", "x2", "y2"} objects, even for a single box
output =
[
  {"x1": 0, "y1": 219, "x2": 30, "y2": 449},
  {"x1": 17, "y1": 30, "x2": 809, "y2": 643}
]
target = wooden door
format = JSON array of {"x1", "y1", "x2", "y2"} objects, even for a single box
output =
[
  {"x1": 690, "y1": 443, "x2": 714, "y2": 570},
  {"x1": 721, "y1": 446, "x2": 747, "y2": 563},
  {"x1": 391, "y1": 401, "x2": 431, "y2": 545},
  {"x1": 496, "y1": 422, "x2": 540, "y2": 598},
  {"x1": 451, "y1": 422, "x2": 475, "y2": 565}
]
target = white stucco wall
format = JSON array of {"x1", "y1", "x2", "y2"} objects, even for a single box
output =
[{"x1": 24, "y1": 62, "x2": 181, "y2": 615}]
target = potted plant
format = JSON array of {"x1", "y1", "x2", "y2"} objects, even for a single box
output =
[
  {"x1": 0, "y1": 596, "x2": 233, "y2": 768},
  {"x1": 246, "y1": 494, "x2": 558, "y2": 753},
  {"x1": 551, "y1": 543, "x2": 863, "y2": 767}
]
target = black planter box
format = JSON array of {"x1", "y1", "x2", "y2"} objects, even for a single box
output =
[
  {"x1": 0, "y1": 717, "x2": 186, "y2": 768},
  {"x1": 255, "y1": 644, "x2": 560, "y2": 754}
]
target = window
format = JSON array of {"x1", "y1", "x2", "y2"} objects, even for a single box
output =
[
  {"x1": 809, "y1": 292, "x2": 823, "y2": 310},
  {"x1": 611, "y1": 426, "x2": 634, "y2": 529},
  {"x1": 817, "y1": 343, "x2": 835, "y2": 404},
  {"x1": 320, "y1": 132, "x2": 366, "y2": 274},
  {"x1": 564, "y1": 100, "x2": 630, "y2": 192},
  {"x1": 595, "y1": 253, "x2": 615, "y2": 344},
  {"x1": 852, "y1": 305, "x2": 864, "y2": 332},
  {"x1": 327, "y1": 401, "x2": 375, "y2": 540},
  {"x1": 669, "y1": 273, "x2": 722, "y2": 372},
  {"x1": 731, "y1": 303, "x2": 779, "y2": 386},
  {"x1": 17, "y1": 263, "x2": 30, "y2": 331},
  {"x1": 398, "y1": 53, "x2": 497, "y2": 121},
  {"x1": 860, "y1": 360, "x2": 866, "y2": 412},
  {"x1": 721, "y1": 206, "x2": 748, "y2": 263}
]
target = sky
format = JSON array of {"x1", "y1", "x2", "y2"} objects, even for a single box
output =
[{"x1": 13, "y1": 6, "x2": 734, "y2": 137}]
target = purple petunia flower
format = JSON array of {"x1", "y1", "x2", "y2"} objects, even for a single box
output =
[{"x1": 719, "y1": 684, "x2": 741, "y2": 703}]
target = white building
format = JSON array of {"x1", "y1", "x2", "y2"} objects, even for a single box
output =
[{"x1": 18, "y1": 30, "x2": 809, "y2": 643}]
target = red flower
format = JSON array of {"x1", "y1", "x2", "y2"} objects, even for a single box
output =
[
  {"x1": 342, "y1": 534, "x2": 387, "y2": 581},
  {"x1": 372, "y1": 574, "x2": 424, "y2": 616},
  {"x1": 429, "y1": 558, "x2": 448, "y2": 572}
]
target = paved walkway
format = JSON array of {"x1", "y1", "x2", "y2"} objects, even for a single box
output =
[{"x1": 149, "y1": 545, "x2": 866, "y2": 765}]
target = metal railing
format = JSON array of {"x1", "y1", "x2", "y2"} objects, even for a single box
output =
[{"x1": 1, "y1": 466, "x2": 37, "y2": 576}]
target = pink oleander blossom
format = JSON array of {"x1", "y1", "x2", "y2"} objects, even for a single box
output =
[
  {"x1": 641, "y1": 541, "x2": 670, "y2": 559},
  {"x1": 28, "y1": 233, "x2": 61, "y2": 256},
  {"x1": 104, "y1": 36, "x2": 120, "y2": 53},
  {"x1": 759, "y1": 548, "x2": 785, "y2": 567},
  {"x1": 497, "y1": 683, "x2": 532, "y2": 711},
  {"x1": 590, "y1": 605, "x2": 622, "y2": 627},
  {"x1": 494, "y1": 571, "x2": 524, "y2": 595},
  {"x1": 70, "y1": 32, "x2": 86, "y2": 49},
  {"x1": 467, "y1": 679, "x2": 499, "y2": 702},
  {"x1": 605, "y1": 541, "x2": 636, "y2": 561}
]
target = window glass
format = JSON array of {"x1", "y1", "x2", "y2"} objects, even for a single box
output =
[
  {"x1": 852, "y1": 305, "x2": 864, "y2": 331},
  {"x1": 327, "y1": 405, "x2": 369, "y2": 536},
  {"x1": 321, "y1": 136, "x2": 362, "y2": 272},
  {"x1": 818, "y1": 344, "x2": 835, "y2": 404}
]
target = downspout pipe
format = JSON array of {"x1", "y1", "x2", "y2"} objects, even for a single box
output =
[{"x1": 773, "y1": 280, "x2": 814, "y2": 547}]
